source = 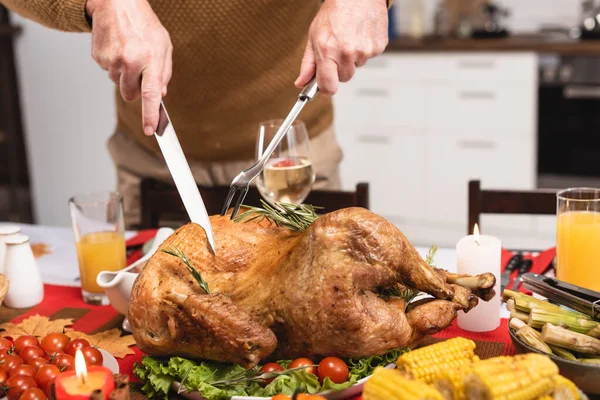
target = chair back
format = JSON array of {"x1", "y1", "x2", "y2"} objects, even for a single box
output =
[
  {"x1": 468, "y1": 180, "x2": 557, "y2": 234},
  {"x1": 140, "y1": 178, "x2": 369, "y2": 229}
]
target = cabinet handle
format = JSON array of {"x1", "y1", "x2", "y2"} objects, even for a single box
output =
[
  {"x1": 457, "y1": 140, "x2": 497, "y2": 150},
  {"x1": 458, "y1": 91, "x2": 496, "y2": 100},
  {"x1": 457, "y1": 59, "x2": 496, "y2": 69},
  {"x1": 355, "y1": 88, "x2": 390, "y2": 97},
  {"x1": 0, "y1": 130, "x2": 5, "y2": 144},
  {"x1": 357, "y1": 135, "x2": 391, "y2": 144}
]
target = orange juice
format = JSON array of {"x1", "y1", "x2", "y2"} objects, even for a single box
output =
[
  {"x1": 75, "y1": 231, "x2": 126, "y2": 294},
  {"x1": 556, "y1": 211, "x2": 600, "y2": 291}
]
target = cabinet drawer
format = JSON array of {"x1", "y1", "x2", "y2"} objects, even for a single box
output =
[
  {"x1": 426, "y1": 83, "x2": 536, "y2": 138},
  {"x1": 339, "y1": 132, "x2": 426, "y2": 221},
  {"x1": 334, "y1": 79, "x2": 426, "y2": 131},
  {"x1": 425, "y1": 136, "x2": 536, "y2": 231},
  {"x1": 357, "y1": 54, "x2": 428, "y2": 81},
  {"x1": 426, "y1": 53, "x2": 537, "y2": 83}
]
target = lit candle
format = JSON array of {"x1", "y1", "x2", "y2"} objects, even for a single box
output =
[
  {"x1": 456, "y1": 224, "x2": 501, "y2": 332},
  {"x1": 54, "y1": 349, "x2": 114, "y2": 399}
]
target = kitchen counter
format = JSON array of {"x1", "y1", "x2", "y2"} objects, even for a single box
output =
[{"x1": 386, "y1": 35, "x2": 600, "y2": 56}]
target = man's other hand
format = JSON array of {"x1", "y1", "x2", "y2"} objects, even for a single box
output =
[
  {"x1": 87, "y1": 0, "x2": 173, "y2": 135},
  {"x1": 295, "y1": 0, "x2": 388, "y2": 96}
]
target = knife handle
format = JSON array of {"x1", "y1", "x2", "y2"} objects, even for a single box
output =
[
  {"x1": 299, "y1": 76, "x2": 319, "y2": 101},
  {"x1": 505, "y1": 253, "x2": 523, "y2": 273},
  {"x1": 517, "y1": 259, "x2": 533, "y2": 275}
]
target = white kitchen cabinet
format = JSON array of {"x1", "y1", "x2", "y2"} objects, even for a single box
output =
[
  {"x1": 338, "y1": 130, "x2": 427, "y2": 226},
  {"x1": 334, "y1": 52, "x2": 538, "y2": 248}
]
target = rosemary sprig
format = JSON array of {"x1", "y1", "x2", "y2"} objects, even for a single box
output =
[
  {"x1": 233, "y1": 200, "x2": 321, "y2": 232},
  {"x1": 161, "y1": 247, "x2": 210, "y2": 294},
  {"x1": 425, "y1": 245, "x2": 439, "y2": 266}
]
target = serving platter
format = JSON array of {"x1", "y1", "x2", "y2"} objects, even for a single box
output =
[
  {"x1": 509, "y1": 327, "x2": 600, "y2": 395},
  {"x1": 171, "y1": 364, "x2": 395, "y2": 400}
]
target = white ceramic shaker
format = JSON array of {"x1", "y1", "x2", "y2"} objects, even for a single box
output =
[
  {"x1": 3, "y1": 234, "x2": 44, "y2": 308},
  {"x1": 0, "y1": 224, "x2": 20, "y2": 274}
]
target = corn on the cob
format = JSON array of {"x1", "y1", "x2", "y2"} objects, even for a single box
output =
[
  {"x1": 551, "y1": 375, "x2": 581, "y2": 400},
  {"x1": 463, "y1": 353, "x2": 558, "y2": 400},
  {"x1": 433, "y1": 360, "x2": 475, "y2": 400},
  {"x1": 363, "y1": 367, "x2": 444, "y2": 400},
  {"x1": 396, "y1": 337, "x2": 477, "y2": 384}
]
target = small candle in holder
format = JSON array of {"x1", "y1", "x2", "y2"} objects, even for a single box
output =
[
  {"x1": 456, "y1": 224, "x2": 501, "y2": 332},
  {"x1": 54, "y1": 349, "x2": 114, "y2": 400}
]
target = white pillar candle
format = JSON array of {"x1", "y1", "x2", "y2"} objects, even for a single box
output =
[{"x1": 456, "y1": 224, "x2": 501, "y2": 332}]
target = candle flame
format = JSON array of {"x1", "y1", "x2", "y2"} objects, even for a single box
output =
[
  {"x1": 75, "y1": 349, "x2": 88, "y2": 384},
  {"x1": 473, "y1": 224, "x2": 480, "y2": 244}
]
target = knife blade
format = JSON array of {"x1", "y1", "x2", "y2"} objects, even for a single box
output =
[
  {"x1": 154, "y1": 101, "x2": 216, "y2": 254},
  {"x1": 500, "y1": 253, "x2": 522, "y2": 292},
  {"x1": 511, "y1": 258, "x2": 533, "y2": 291}
]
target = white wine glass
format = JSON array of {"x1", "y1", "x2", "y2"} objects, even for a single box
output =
[{"x1": 256, "y1": 119, "x2": 315, "y2": 205}]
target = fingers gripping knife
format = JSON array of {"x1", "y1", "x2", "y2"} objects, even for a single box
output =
[
  {"x1": 221, "y1": 77, "x2": 319, "y2": 219},
  {"x1": 154, "y1": 101, "x2": 216, "y2": 254}
]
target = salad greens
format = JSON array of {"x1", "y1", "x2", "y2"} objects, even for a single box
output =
[{"x1": 134, "y1": 347, "x2": 409, "y2": 400}]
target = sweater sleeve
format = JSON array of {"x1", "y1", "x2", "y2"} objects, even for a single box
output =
[{"x1": 0, "y1": 0, "x2": 91, "y2": 32}]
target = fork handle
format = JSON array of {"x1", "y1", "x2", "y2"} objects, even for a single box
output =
[{"x1": 299, "y1": 76, "x2": 319, "y2": 101}]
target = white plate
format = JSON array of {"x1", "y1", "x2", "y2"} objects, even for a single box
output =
[
  {"x1": 172, "y1": 364, "x2": 394, "y2": 400},
  {"x1": 99, "y1": 348, "x2": 120, "y2": 374}
]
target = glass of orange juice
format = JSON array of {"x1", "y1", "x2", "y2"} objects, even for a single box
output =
[
  {"x1": 556, "y1": 188, "x2": 600, "y2": 292},
  {"x1": 69, "y1": 191, "x2": 126, "y2": 304}
]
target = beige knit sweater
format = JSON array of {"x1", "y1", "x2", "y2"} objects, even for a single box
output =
[{"x1": 2, "y1": 0, "x2": 386, "y2": 161}]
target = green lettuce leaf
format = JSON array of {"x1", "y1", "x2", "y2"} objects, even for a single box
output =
[
  {"x1": 347, "y1": 347, "x2": 410, "y2": 380},
  {"x1": 135, "y1": 348, "x2": 408, "y2": 399}
]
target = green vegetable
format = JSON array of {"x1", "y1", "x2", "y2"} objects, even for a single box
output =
[
  {"x1": 347, "y1": 347, "x2": 410, "y2": 380},
  {"x1": 135, "y1": 348, "x2": 408, "y2": 399}
]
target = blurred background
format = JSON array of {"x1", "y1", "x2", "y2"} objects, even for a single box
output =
[{"x1": 1, "y1": 0, "x2": 598, "y2": 249}]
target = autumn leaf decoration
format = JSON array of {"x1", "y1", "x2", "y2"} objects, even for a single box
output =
[
  {"x1": 0, "y1": 315, "x2": 73, "y2": 338},
  {"x1": 66, "y1": 329, "x2": 136, "y2": 359},
  {"x1": 0, "y1": 315, "x2": 136, "y2": 359}
]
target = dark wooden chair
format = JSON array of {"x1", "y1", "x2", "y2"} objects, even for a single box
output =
[
  {"x1": 468, "y1": 180, "x2": 557, "y2": 234},
  {"x1": 140, "y1": 178, "x2": 369, "y2": 229}
]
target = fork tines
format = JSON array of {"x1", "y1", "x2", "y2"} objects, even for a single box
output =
[{"x1": 221, "y1": 185, "x2": 249, "y2": 219}]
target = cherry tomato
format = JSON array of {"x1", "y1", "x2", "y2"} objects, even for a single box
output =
[
  {"x1": 259, "y1": 362, "x2": 284, "y2": 385},
  {"x1": 5, "y1": 375, "x2": 37, "y2": 400},
  {"x1": 19, "y1": 347, "x2": 46, "y2": 364},
  {"x1": 18, "y1": 387, "x2": 47, "y2": 400},
  {"x1": 317, "y1": 357, "x2": 348, "y2": 384},
  {"x1": 271, "y1": 395, "x2": 290, "y2": 400},
  {"x1": 2, "y1": 355, "x2": 24, "y2": 373},
  {"x1": 0, "y1": 338, "x2": 13, "y2": 351},
  {"x1": 63, "y1": 339, "x2": 90, "y2": 357},
  {"x1": 81, "y1": 347, "x2": 103, "y2": 366},
  {"x1": 9, "y1": 365, "x2": 37, "y2": 378},
  {"x1": 296, "y1": 395, "x2": 326, "y2": 400},
  {"x1": 0, "y1": 368, "x2": 8, "y2": 396},
  {"x1": 26, "y1": 358, "x2": 47, "y2": 371},
  {"x1": 34, "y1": 365, "x2": 59, "y2": 395},
  {"x1": 50, "y1": 353, "x2": 74, "y2": 371},
  {"x1": 40, "y1": 333, "x2": 70, "y2": 356},
  {"x1": 289, "y1": 358, "x2": 317, "y2": 375},
  {"x1": 13, "y1": 337, "x2": 40, "y2": 355}
]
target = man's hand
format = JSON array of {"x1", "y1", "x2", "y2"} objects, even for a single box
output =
[
  {"x1": 86, "y1": 0, "x2": 173, "y2": 135},
  {"x1": 295, "y1": 0, "x2": 388, "y2": 95}
]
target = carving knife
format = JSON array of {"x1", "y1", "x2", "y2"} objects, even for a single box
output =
[
  {"x1": 154, "y1": 101, "x2": 216, "y2": 254},
  {"x1": 500, "y1": 253, "x2": 522, "y2": 292}
]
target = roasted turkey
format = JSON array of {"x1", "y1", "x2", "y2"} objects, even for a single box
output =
[{"x1": 129, "y1": 207, "x2": 495, "y2": 367}]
